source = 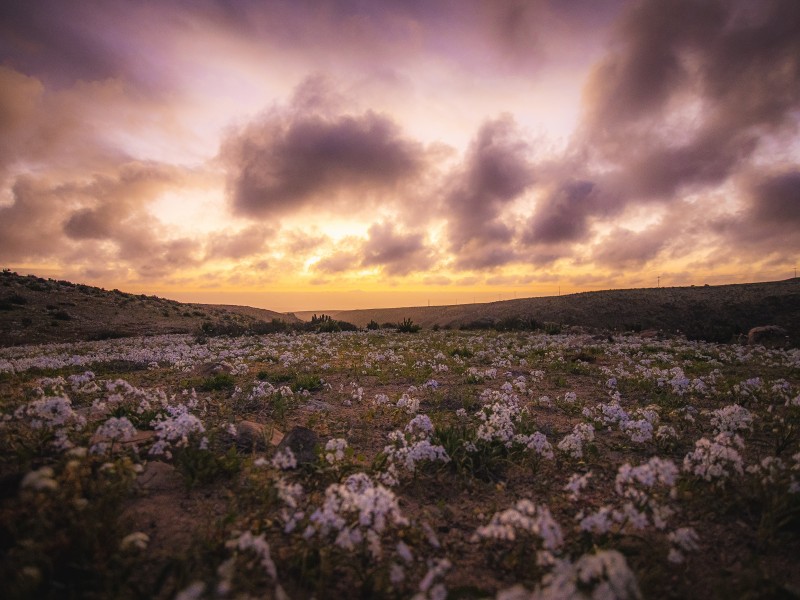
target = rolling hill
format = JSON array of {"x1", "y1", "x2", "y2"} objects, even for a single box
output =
[
  {"x1": 297, "y1": 279, "x2": 800, "y2": 344},
  {"x1": 2, "y1": 269, "x2": 798, "y2": 347},
  {"x1": 0, "y1": 271, "x2": 299, "y2": 347}
]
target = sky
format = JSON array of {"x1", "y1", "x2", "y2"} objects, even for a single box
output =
[{"x1": 1, "y1": 0, "x2": 799, "y2": 312}]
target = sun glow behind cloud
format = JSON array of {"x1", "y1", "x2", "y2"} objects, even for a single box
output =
[{"x1": 1, "y1": 0, "x2": 798, "y2": 312}]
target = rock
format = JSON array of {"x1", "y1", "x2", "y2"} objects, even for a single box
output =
[
  {"x1": 235, "y1": 420, "x2": 283, "y2": 451},
  {"x1": 747, "y1": 325, "x2": 788, "y2": 348},
  {"x1": 276, "y1": 426, "x2": 319, "y2": 465},
  {"x1": 137, "y1": 461, "x2": 183, "y2": 493}
]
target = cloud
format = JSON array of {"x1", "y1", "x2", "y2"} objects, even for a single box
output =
[
  {"x1": 315, "y1": 251, "x2": 360, "y2": 275},
  {"x1": 0, "y1": 2, "x2": 125, "y2": 87},
  {"x1": 510, "y1": 0, "x2": 800, "y2": 269},
  {"x1": 221, "y1": 77, "x2": 429, "y2": 219},
  {"x1": 523, "y1": 180, "x2": 598, "y2": 246},
  {"x1": 581, "y1": 0, "x2": 800, "y2": 199},
  {"x1": 205, "y1": 225, "x2": 274, "y2": 260},
  {"x1": 748, "y1": 170, "x2": 800, "y2": 227},
  {"x1": 0, "y1": 162, "x2": 205, "y2": 278},
  {"x1": 361, "y1": 222, "x2": 434, "y2": 276},
  {"x1": 710, "y1": 169, "x2": 800, "y2": 261},
  {"x1": 443, "y1": 114, "x2": 535, "y2": 268},
  {"x1": 592, "y1": 226, "x2": 669, "y2": 269},
  {"x1": 0, "y1": 176, "x2": 71, "y2": 261}
]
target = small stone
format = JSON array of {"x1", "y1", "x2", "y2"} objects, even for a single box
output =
[{"x1": 276, "y1": 426, "x2": 319, "y2": 466}]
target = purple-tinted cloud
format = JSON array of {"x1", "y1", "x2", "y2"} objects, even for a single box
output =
[
  {"x1": 361, "y1": 222, "x2": 433, "y2": 276},
  {"x1": 222, "y1": 79, "x2": 427, "y2": 219},
  {"x1": 206, "y1": 225, "x2": 273, "y2": 260},
  {"x1": 749, "y1": 170, "x2": 800, "y2": 226},
  {"x1": 444, "y1": 114, "x2": 534, "y2": 268},
  {"x1": 523, "y1": 180, "x2": 597, "y2": 246}
]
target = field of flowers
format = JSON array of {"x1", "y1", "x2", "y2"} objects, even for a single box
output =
[{"x1": 1, "y1": 328, "x2": 799, "y2": 599}]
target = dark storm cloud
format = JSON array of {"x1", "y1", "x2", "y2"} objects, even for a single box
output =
[
  {"x1": 444, "y1": 114, "x2": 534, "y2": 268},
  {"x1": 507, "y1": 0, "x2": 800, "y2": 265},
  {"x1": 0, "y1": 2, "x2": 123, "y2": 87},
  {"x1": 523, "y1": 180, "x2": 598, "y2": 246},
  {"x1": 711, "y1": 169, "x2": 800, "y2": 260},
  {"x1": 0, "y1": 177, "x2": 70, "y2": 260},
  {"x1": 222, "y1": 81, "x2": 428, "y2": 219},
  {"x1": 583, "y1": 0, "x2": 800, "y2": 198},
  {"x1": 361, "y1": 222, "x2": 433, "y2": 276},
  {"x1": 748, "y1": 170, "x2": 800, "y2": 226}
]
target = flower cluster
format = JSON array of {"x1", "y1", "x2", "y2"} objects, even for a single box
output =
[
  {"x1": 530, "y1": 549, "x2": 642, "y2": 600},
  {"x1": 271, "y1": 448, "x2": 297, "y2": 470},
  {"x1": 557, "y1": 423, "x2": 595, "y2": 459},
  {"x1": 579, "y1": 458, "x2": 679, "y2": 538},
  {"x1": 90, "y1": 416, "x2": 137, "y2": 454},
  {"x1": 304, "y1": 472, "x2": 409, "y2": 559},
  {"x1": 476, "y1": 390, "x2": 524, "y2": 446},
  {"x1": 380, "y1": 415, "x2": 450, "y2": 486},
  {"x1": 683, "y1": 433, "x2": 744, "y2": 485},
  {"x1": 149, "y1": 404, "x2": 207, "y2": 459},
  {"x1": 474, "y1": 499, "x2": 563, "y2": 566},
  {"x1": 324, "y1": 438, "x2": 349, "y2": 465},
  {"x1": 710, "y1": 404, "x2": 753, "y2": 435}
]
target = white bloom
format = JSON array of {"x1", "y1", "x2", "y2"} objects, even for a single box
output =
[
  {"x1": 530, "y1": 549, "x2": 641, "y2": 600},
  {"x1": 474, "y1": 500, "x2": 563, "y2": 554},
  {"x1": 683, "y1": 433, "x2": 744, "y2": 484},
  {"x1": 667, "y1": 527, "x2": 700, "y2": 564},
  {"x1": 272, "y1": 448, "x2": 298, "y2": 470},
  {"x1": 90, "y1": 416, "x2": 137, "y2": 454},
  {"x1": 564, "y1": 471, "x2": 592, "y2": 501},
  {"x1": 557, "y1": 423, "x2": 595, "y2": 459},
  {"x1": 710, "y1": 404, "x2": 753, "y2": 435},
  {"x1": 325, "y1": 438, "x2": 349, "y2": 465},
  {"x1": 307, "y1": 473, "x2": 408, "y2": 559}
]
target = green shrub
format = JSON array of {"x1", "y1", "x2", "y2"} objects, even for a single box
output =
[
  {"x1": 198, "y1": 373, "x2": 236, "y2": 392},
  {"x1": 397, "y1": 318, "x2": 420, "y2": 333}
]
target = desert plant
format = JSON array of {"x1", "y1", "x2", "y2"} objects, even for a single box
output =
[{"x1": 397, "y1": 318, "x2": 420, "y2": 333}]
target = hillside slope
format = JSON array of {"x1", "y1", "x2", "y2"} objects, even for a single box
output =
[
  {"x1": 0, "y1": 271, "x2": 299, "y2": 347},
  {"x1": 302, "y1": 279, "x2": 800, "y2": 344}
]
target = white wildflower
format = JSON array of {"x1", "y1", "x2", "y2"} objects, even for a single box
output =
[
  {"x1": 325, "y1": 438, "x2": 349, "y2": 465},
  {"x1": 272, "y1": 448, "x2": 298, "y2": 470},
  {"x1": 564, "y1": 471, "x2": 592, "y2": 501}
]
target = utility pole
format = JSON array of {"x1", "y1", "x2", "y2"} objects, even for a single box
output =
[{"x1": 657, "y1": 275, "x2": 660, "y2": 288}]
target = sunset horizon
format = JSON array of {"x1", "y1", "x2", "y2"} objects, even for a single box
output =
[{"x1": 2, "y1": 1, "x2": 798, "y2": 312}]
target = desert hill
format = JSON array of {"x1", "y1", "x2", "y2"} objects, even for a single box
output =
[
  {"x1": 2, "y1": 270, "x2": 798, "y2": 347},
  {"x1": 0, "y1": 271, "x2": 299, "y2": 347},
  {"x1": 298, "y1": 279, "x2": 800, "y2": 344}
]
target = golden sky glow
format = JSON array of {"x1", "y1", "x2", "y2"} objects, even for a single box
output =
[{"x1": 1, "y1": 1, "x2": 799, "y2": 312}]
